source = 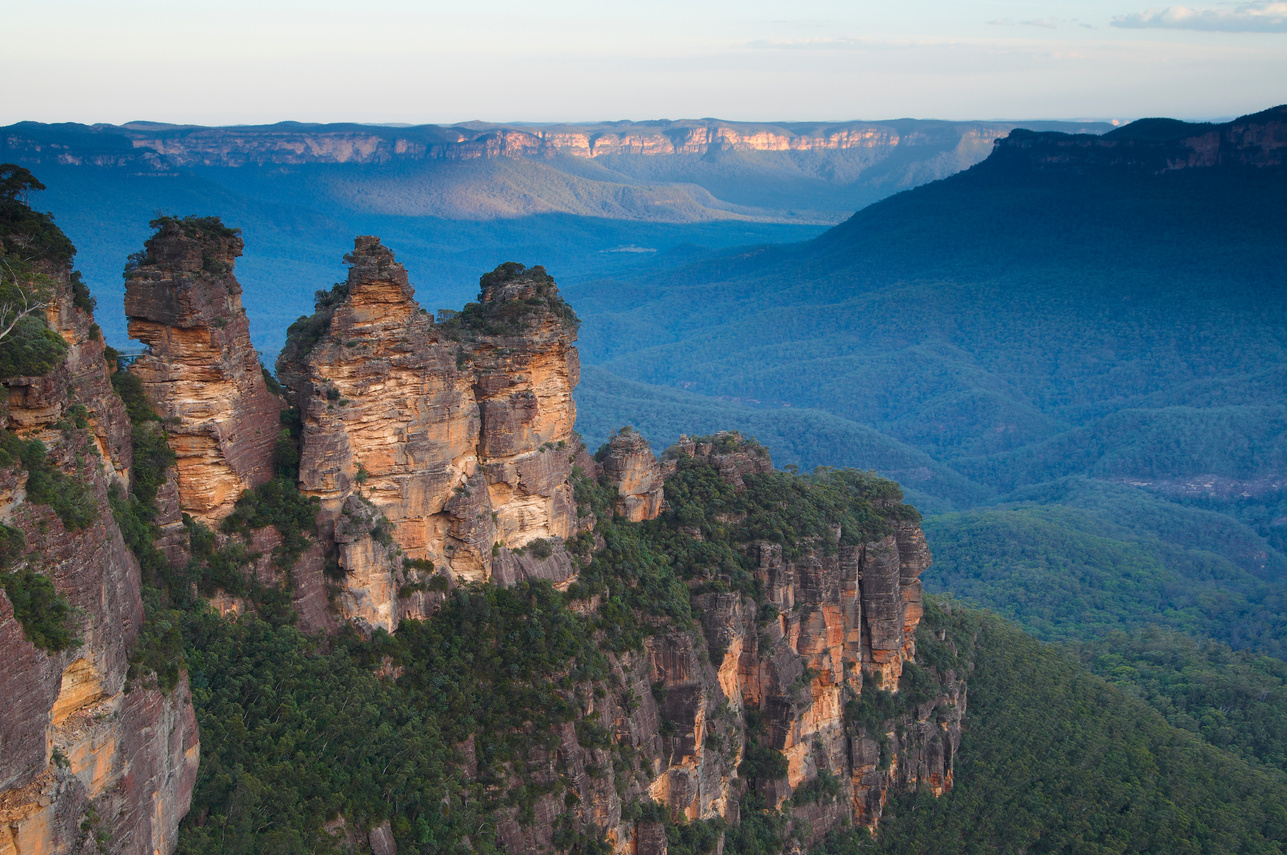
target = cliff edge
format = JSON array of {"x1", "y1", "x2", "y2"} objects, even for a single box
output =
[{"x1": 0, "y1": 173, "x2": 198, "y2": 855}]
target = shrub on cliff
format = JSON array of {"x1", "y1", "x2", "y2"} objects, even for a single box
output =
[
  {"x1": 1, "y1": 565, "x2": 76, "y2": 652},
  {"x1": 221, "y1": 476, "x2": 319, "y2": 570},
  {"x1": 122, "y1": 214, "x2": 241, "y2": 280},
  {"x1": 0, "y1": 521, "x2": 76, "y2": 652},
  {"x1": 441, "y1": 261, "x2": 580, "y2": 339},
  {"x1": 0, "y1": 313, "x2": 67, "y2": 379},
  {"x1": 0, "y1": 432, "x2": 97, "y2": 531},
  {"x1": 0, "y1": 164, "x2": 75, "y2": 268}
]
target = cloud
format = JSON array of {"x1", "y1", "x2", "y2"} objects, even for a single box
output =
[
  {"x1": 987, "y1": 17, "x2": 1096, "y2": 29},
  {"x1": 1113, "y1": 1, "x2": 1287, "y2": 31},
  {"x1": 746, "y1": 37, "x2": 908, "y2": 50}
]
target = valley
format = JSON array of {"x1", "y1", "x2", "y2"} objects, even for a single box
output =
[{"x1": 2, "y1": 104, "x2": 1286, "y2": 854}]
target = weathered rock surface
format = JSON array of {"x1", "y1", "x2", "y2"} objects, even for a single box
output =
[
  {"x1": 1, "y1": 256, "x2": 198, "y2": 855},
  {"x1": 124, "y1": 217, "x2": 282, "y2": 522},
  {"x1": 454, "y1": 434, "x2": 962, "y2": 851},
  {"x1": 662, "y1": 433, "x2": 774, "y2": 488},
  {"x1": 598, "y1": 431, "x2": 664, "y2": 522},
  {"x1": 277, "y1": 241, "x2": 580, "y2": 631},
  {"x1": 640, "y1": 436, "x2": 958, "y2": 840}
]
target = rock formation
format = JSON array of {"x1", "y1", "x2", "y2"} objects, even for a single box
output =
[
  {"x1": 1, "y1": 233, "x2": 198, "y2": 855},
  {"x1": 655, "y1": 434, "x2": 956, "y2": 835},
  {"x1": 598, "y1": 430, "x2": 664, "y2": 522},
  {"x1": 3, "y1": 199, "x2": 964, "y2": 855},
  {"x1": 124, "y1": 216, "x2": 282, "y2": 522},
  {"x1": 461, "y1": 433, "x2": 963, "y2": 849},
  {"x1": 263, "y1": 236, "x2": 959, "y2": 840},
  {"x1": 276, "y1": 241, "x2": 580, "y2": 631}
]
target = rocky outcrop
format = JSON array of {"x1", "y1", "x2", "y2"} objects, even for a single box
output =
[
  {"x1": 124, "y1": 216, "x2": 282, "y2": 522},
  {"x1": 472, "y1": 433, "x2": 963, "y2": 850},
  {"x1": 598, "y1": 431, "x2": 664, "y2": 522},
  {"x1": 276, "y1": 241, "x2": 580, "y2": 632},
  {"x1": 663, "y1": 432, "x2": 774, "y2": 488},
  {"x1": 1, "y1": 251, "x2": 198, "y2": 855},
  {"x1": 645, "y1": 436, "x2": 958, "y2": 839}
]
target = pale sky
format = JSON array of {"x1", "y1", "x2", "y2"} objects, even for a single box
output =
[{"x1": 4, "y1": 0, "x2": 1285, "y2": 125}]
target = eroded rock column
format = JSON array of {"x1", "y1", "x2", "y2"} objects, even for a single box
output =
[{"x1": 124, "y1": 217, "x2": 282, "y2": 522}]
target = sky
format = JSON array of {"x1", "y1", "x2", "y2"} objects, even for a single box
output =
[{"x1": 4, "y1": 0, "x2": 1285, "y2": 125}]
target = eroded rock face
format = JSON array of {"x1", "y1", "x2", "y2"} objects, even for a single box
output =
[
  {"x1": 1, "y1": 259, "x2": 198, "y2": 855},
  {"x1": 599, "y1": 431, "x2": 664, "y2": 522},
  {"x1": 625, "y1": 436, "x2": 961, "y2": 842},
  {"x1": 663, "y1": 432, "x2": 774, "y2": 489},
  {"x1": 277, "y1": 241, "x2": 580, "y2": 632},
  {"x1": 475, "y1": 435, "x2": 962, "y2": 851},
  {"x1": 124, "y1": 217, "x2": 282, "y2": 522}
]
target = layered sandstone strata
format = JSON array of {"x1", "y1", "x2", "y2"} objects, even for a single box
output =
[
  {"x1": 90, "y1": 120, "x2": 1016, "y2": 167},
  {"x1": 656, "y1": 435, "x2": 957, "y2": 836},
  {"x1": 276, "y1": 240, "x2": 580, "y2": 631},
  {"x1": 124, "y1": 217, "x2": 282, "y2": 522},
  {"x1": 474, "y1": 433, "x2": 963, "y2": 850},
  {"x1": 598, "y1": 430, "x2": 664, "y2": 522},
  {"x1": 1, "y1": 255, "x2": 198, "y2": 855}
]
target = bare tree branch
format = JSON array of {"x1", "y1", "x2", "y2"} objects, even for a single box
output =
[{"x1": 0, "y1": 256, "x2": 49, "y2": 343}]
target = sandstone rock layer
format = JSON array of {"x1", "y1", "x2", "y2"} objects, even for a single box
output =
[
  {"x1": 598, "y1": 430, "x2": 664, "y2": 522},
  {"x1": 277, "y1": 241, "x2": 580, "y2": 631},
  {"x1": 124, "y1": 217, "x2": 282, "y2": 522},
  {"x1": 1, "y1": 252, "x2": 198, "y2": 855}
]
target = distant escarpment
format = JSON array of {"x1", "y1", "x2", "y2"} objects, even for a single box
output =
[
  {"x1": 0, "y1": 173, "x2": 197, "y2": 855},
  {"x1": 0, "y1": 117, "x2": 1113, "y2": 229},
  {"x1": 991, "y1": 103, "x2": 1286, "y2": 173},
  {"x1": 1, "y1": 119, "x2": 1107, "y2": 169}
]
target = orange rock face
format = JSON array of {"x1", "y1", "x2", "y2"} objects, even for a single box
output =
[
  {"x1": 124, "y1": 217, "x2": 282, "y2": 522},
  {"x1": 276, "y1": 241, "x2": 581, "y2": 631},
  {"x1": 629, "y1": 434, "x2": 962, "y2": 843},
  {"x1": 1, "y1": 255, "x2": 198, "y2": 855},
  {"x1": 598, "y1": 431, "x2": 664, "y2": 522}
]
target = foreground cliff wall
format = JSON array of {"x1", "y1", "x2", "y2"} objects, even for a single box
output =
[
  {"x1": 622, "y1": 435, "x2": 961, "y2": 843},
  {"x1": 0, "y1": 197, "x2": 198, "y2": 855}
]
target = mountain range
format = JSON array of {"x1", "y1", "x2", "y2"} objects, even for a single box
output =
[
  {"x1": 3, "y1": 105, "x2": 1286, "y2": 854},
  {"x1": 0, "y1": 116, "x2": 1108, "y2": 355}
]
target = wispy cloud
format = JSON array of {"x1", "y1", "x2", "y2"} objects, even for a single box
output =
[
  {"x1": 1113, "y1": 1, "x2": 1287, "y2": 31},
  {"x1": 746, "y1": 37, "x2": 905, "y2": 51},
  {"x1": 988, "y1": 17, "x2": 1095, "y2": 29}
]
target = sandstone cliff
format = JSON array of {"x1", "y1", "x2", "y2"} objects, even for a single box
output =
[
  {"x1": 0, "y1": 213, "x2": 198, "y2": 855},
  {"x1": 597, "y1": 430, "x2": 664, "y2": 522},
  {"x1": 262, "y1": 240, "x2": 962, "y2": 846},
  {"x1": 642, "y1": 435, "x2": 958, "y2": 838},
  {"x1": 124, "y1": 216, "x2": 282, "y2": 523},
  {"x1": 3, "y1": 199, "x2": 965, "y2": 855},
  {"x1": 448, "y1": 432, "x2": 964, "y2": 852},
  {"x1": 276, "y1": 242, "x2": 580, "y2": 632}
]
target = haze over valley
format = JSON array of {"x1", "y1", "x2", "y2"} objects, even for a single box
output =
[{"x1": 3, "y1": 11, "x2": 1287, "y2": 849}]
